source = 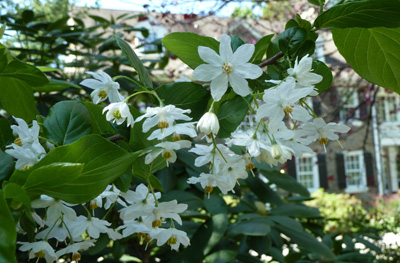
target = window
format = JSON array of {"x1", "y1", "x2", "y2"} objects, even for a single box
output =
[
  {"x1": 339, "y1": 89, "x2": 359, "y2": 121},
  {"x1": 296, "y1": 153, "x2": 319, "y2": 192},
  {"x1": 377, "y1": 94, "x2": 400, "y2": 122},
  {"x1": 344, "y1": 151, "x2": 367, "y2": 192},
  {"x1": 143, "y1": 32, "x2": 158, "y2": 52}
]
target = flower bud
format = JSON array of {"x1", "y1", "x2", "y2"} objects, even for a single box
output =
[
  {"x1": 271, "y1": 144, "x2": 283, "y2": 160},
  {"x1": 197, "y1": 112, "x2": 219, "y2": 135}
]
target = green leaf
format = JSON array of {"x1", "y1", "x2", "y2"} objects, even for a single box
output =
[
  {"x1": 0, "y1": 23, "x2": 6, "y2": 39},
  {"x1": 160, "y1": 190, "x2": 203, "y2": 211},
  {"x1": 268, "y1": 216, "x2": 303, "y2": 232},
  {"x1": 83, "y1": 102, "x2": 115, "y2": 135},
  {"x1": 332, "y1": 27, "x2": 400, "y2": 93},
  {"x1": 271, "y1": 204, "x2": 320, "y2": 218},
  {"x1": 229, "y1": 218, "x2": 271, "y2": 236},
  {"x1": 26, "y1": 135, "x2": 138, "y2": 203},
  {"x1": 230, "y1": 35, "x2": 245, "y2": 52},
  {"x1": 115, "y1": 35, "x2": 153, "y2": 89},
  {"x1": 23, "y1": 163, "x2": 84, "y2": 189},
  {"x1": 217, "y1": 95, "x2": 250, "y2": 138},
  {"x1": 205, "y1": 250, "x2": 237, "y2": 263},
  {"x1": 43, "y1": 101, "x2": 92, "y2": 146},
  {"x1": 3, "y1": 183, "x2": 31, "y2": 211},
  {"x1": 250, "y1": 34, "x2": 274, "y2": 63},
  {"x1": 314, "y1": 0, "x2": 400, "y2": 29},
  {"x1": 162, "y1": 32, "x2": 220, "y2": 69},
  {"x1": 33, "y1": 79, "x2": 81, "y2": 92},
  {"x1": 312, "y1": 59, "x2": 333, "y2": 94},
  {"x1": 275, "y1": 225, "x2": 335, "y2": 261},
  {"x1": 278, "y1": 27, "x2": 307, "y2": 56},
  {"x1": 0, "y1": 44, "x2": 48, "y2": 122},
  {"x1": 0, "y1": 118, "x2": 13, "y2": 151},
  {"x1": 114, "y1": 169, "x2": 132, "y2": 192},
  {"x1": 245, "y1": 175, "x2": 283, "y2": 205},
  {"x1": 0, "y1": 190, "x2": 17, "y2": 263},
  {"x1": 0, "y1": 150, "x2": 14, "y2": 181},
  {"x1": 156, "y1": 82, "x2": 211, "y2": 121}
]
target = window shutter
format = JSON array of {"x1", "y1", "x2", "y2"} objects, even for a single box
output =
[
  {"x1": 287, "y1": 158, "x2": 297, "y2": 179},
  {"x1": 364, "y1": 151, "x2": 375, "y2": 186},
  {"x1": 336, "y1": 153, "x2": 346, "y2": 189},
  {"x1": 318, "y1": 154, "x2": 328, "y2": 189}
]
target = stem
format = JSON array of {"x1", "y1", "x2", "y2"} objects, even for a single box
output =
[
  {"x1": 258, "y1": 51, "x2": 284, "y2": 68},
  {"x1": 38, "y1": 136, "x2": 59, "y2": 147},
  {"x1": 44, "y1": 217, "x2": 61, "y2": 241},
  {"x1": 61, "y1": 218, "x2": 74, "y2": 244},
  {"x1": 147, "y1": 182, "x2": 160, "y2": 205},
  {"x1": 102, "y1": 199, "x2": 117, "y2": 220},
  {"x1": 82, "y1": 204, "x2": 92, "y2": 220},
  {"x1": 211, "y1": 134, "x2": 227, "y2": 163},
  {"x1": 113, "y1": 75, "x2": 147, "y2": 91},
  {"x1": 300, "y1": 98, "x2": 318, "y2": 118},
  {"x1": 124, "y1": 90, "x2": 163, "y2": 106}
]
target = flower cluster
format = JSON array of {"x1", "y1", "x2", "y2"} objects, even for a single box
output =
[{"x1": 5, "y1": 117, "x2": 46, "y2": 170}]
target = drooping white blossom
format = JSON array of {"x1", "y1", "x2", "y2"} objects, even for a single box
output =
[
  {"x1": 144, "y1": 140, "x2": 192, "y2": 166},
  {"x1": 228, "y1": 128, "x2": 271, "y2": 158},
  {"x1": 70, "y1": 215, "x2": 122, "y2": 240},
  {"x1": 150, "y1": 227, "x2": 190, "y2": 251},
  {"x1": 197, "y1": 112, "x2": 220, "y2": 135},
  {"x1": 193, "y1": 34, "x2": 263, "y2": 101},
  {"x1": 103, "y1": 102, "x2": 134, "y2": 127},
  {"x1": 18, "y1": 241, "x2": 58, "y2": 263},
  {"x1": 80, "y1": 71, "x2": 124, "y2": 104},
  {"x1": 31, "y1": 195, "x2": 77, "y2": 222}
]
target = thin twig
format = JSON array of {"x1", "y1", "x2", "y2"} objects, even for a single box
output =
[
  {"x1": 107, "y1": 134, "x2": 124, "y2": 142},
  {"x1": 258, "y1": 51, "x2": 284, "y2": 68},
  {"x1": 362, "y1": 85, "x2": 378, "y2": 150}
]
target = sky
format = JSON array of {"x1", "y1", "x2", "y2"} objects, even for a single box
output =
[{"x1": 75, "y1": 0, "x2": 262, "y2": 17}]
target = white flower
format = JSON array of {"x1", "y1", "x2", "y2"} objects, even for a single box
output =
[
  {"x1": 257, "y1": 77, "x2": 314, "y2": 127},
  {"x1": 9, "y1": 117, "x2": 43, "y2": 153},
  {"x1": 188, "y1": 172, "x2": 218, "y2": 196},
  {"x1": 147, "y1": 122, "x2": 197, "y2": 141},
  {"x1": 31, "y1": 195, "x2": 77, "y2": 222},
  {"x1": 55, "y1": 240, "x2": 95, "y2": 260},
  {"x1": 197, "y1": 112, "x2": 220, "y2": 135},
  {"x1": 5, "y1": 144, "x2": 45, "y2": 170},
  {"x1": 287, "y1": 55, "x2": 323, "y2": 90},
  {"x1": 143, "y1": 200, "x2": 188, "y2": 228},
  {"x1": 36, "y1": 219, "x2": 79, "y2": 242},
  {"x1": 70, "y1": 215, "x2": 122, "y2": 240},
  {"x1": 100, "y1": 185, "x2": 127, "y2": 209},
  {"x1": 144, "y1": 140, "x2": 192, "y2": 166},
  {"x1": 117, "y1": 220, "x2": 152, "y2": 237},
  {"x1": 193, "y1": 34, "x2": 263, "y2": 101},
  {"x1": 18, "y1": 241, "x2": 57, "y2": 263},
  {"x1": 271, "y1": 123, "x2": 313, "y2": 158},
  {"x1": 228, "y1": 128, "x2": 271, "y2": 157},
  {"x1": 271, "y1": 144, "x2": 283, "y2": 159},
  {"x1": 297, "y1": 118, "x2": 350, "y2": 151},
  {"x1": 103, "y1": 102, "x2": 134, "y2": 127},
  {"x1": 80, "y1": 71, "x2": 124, "y2": 104},
  {"x1": 136, "y1": 105, "x2": 192, "y2": 132},
  {"x1": 189, "y1": 143, "x2": 235, "y2": 167},
  {"x1": 151, "y1": 228, "x2": 190, "y2": 251}
]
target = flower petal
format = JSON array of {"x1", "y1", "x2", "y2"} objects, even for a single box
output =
[
  {"x1": 219, "y1": 34, "x2": 233, "y2": 62},
  {"x1": 193, "y1": 64, "x2": 222, "y2": 81},
  {"x1": 231, "y1": 44, "x2": 255, "y2": 64},
  {"x1": 233, "y1": 63, "x2": 263, "y2": 79},
  {"x1": 229, "y1": 73, "x2": 250, "y2": 97},
  {"x1": 210, "y1": 74, "x2": 228, "y2": 101},
  {"x1": 198, "y1": 46, "x2": 222, "y2": 65}
]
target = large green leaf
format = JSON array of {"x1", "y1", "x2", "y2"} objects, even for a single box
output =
[
  {"x1": 0, "y1": 190, "x2": 17, "y2": 263},
  {"x1": 245, "y1": 175, "x2": 283, "y2": 205},
  {"x1": 43, "y1": 101, "x2": 92, "y2": 145},
  {"x1": 312, "y1": 59, "x2": 333, "y2": 94},
  {"x1": 156, "y1": 82, "x2": 210, "y2": 121},
  {"x1": 332, "y1": 27, "x2": 400, "y2": 94},
  {"x1": 115, "y1": 35, "x2": 153, "y2": 89},
  {"x1": 0, "y1": 118, "x2": 13, "y2": 151},
  {"x1": 228, "y1": 217, "x2": 271, "y2": 236},
  {"x1": 33, "y1": 79, "x2": 81, "y2": 92},
  {"x1": 250, "y1": 34, "x2": 274, "y2": 63},
  {"x1": 0, "y1": 44, "x2": 48, "y2": 122},
  {"x1": 0, "y1": 150, "x2": 14, "y2": 181},
  {"x1": 25, "y1": 135, "x2": 138, "y2": 203},
  {"x1": 83, "y1": 102, "x2": 115, "y2": 135},
  {"x1": 162, "y1": 32, "x2": 220, "y2": 69},
  {"x1": 216, "y1": 95, "x2": 251, "y2": 138},
  {"x1": 23, "y1": 163, "x2": 84, "y2": 189},
  {"x1": 314, "y1": 0, "x2": 400, "y2": 29},
  {"x1": 270, "y1": 204, "x2": 320, "y2": 218}
]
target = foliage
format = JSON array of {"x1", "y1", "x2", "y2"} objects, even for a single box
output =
[{"x1": 0, "y1": 0, "x2": 400, "y2": 263}]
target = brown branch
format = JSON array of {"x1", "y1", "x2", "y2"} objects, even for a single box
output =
[
  {"x1": 107, "y1": 134, "x2": 124, "y2": 142},
  {"x1": 258, "y1": 51, "x2": 284, "y2": 68},
  {"x1": 362, "y1": 85, "x2": 378, "y2": 150}
]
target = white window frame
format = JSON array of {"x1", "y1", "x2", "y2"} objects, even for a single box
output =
[
  {"x1": 339, "y1": 89, "x2": 360, "y2": 122},
  {"x1": 344, "y1": 150, "x2": 368, "y2": 193},
  {"x1": 295, "y1": 152, "x2": 319, "y2": 192},
  {"x1": 377, "y1": 94, "x2": 400, "y2": 123}
]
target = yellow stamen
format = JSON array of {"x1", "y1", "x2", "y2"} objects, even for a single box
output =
[
  {"x1": 172, "y1": 134, "x2": 181, "y2": 141},
  {"x1": 90, "y1": 200, "x2": 98, "y2": 210},
  {"x1": 34, "y1": 250, "x2": 45, "y2": 259},
  {"x1": 14, "y1": 138, "x2": 22, "y2": 146},
  {"x1": 113, "y1": 110, "x2": 122, "y2": 119},
  {"x1": 283, "y1": 106, "x2": 294, "y2": 118},
  {"x1": 167, "y1": 236, "x2": 177, "y2": 245},
  {"x1": 22, "y1": 165, "x2": 32, "y2": 170},
  {"x1": 319, "y1": 137, "x2": 329, "y2": 145},
  {"x1": 157, "y1": 121, "x2": 169, "y2": 129},
  {"x1": 246, "y1": 162, "x2": 255, "y2": 170},
  {"x1": 72, "y1": 252, "x2": 81, "y2": 261},
  {"x1": 163, "y1": 151, "x2": 172, "y2": 160},
  {"x1": 152, "y1": 219, "x2": 162, "y2": 228},
  {"x1": 98, "y1": 90, "x2": 108, "y2": 99},
  {"x1": 222, "y1": 62, "x2": 233, "y2": 74}
]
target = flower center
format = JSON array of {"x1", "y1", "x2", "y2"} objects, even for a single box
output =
[
  {"x1": 205, "y1": 185, "x2": 213, "y2": 194},
  {"x1": 22, "y1": 165, "x2": 32, "y2": 170},
  {"x1": 318, "y1": 137, "x2": 329, "y2": 145},
  {"x1": 98, "y1": 90, "x2": 108, "y2": 99},
  {"x1": 158, "y1": 121, "x2": 169, "y2": 129},
  {"x1": 246, "y1": 162, "x2": 255, "y2": 170},
  {"x1": 90, "y1": 200, "x2": 99, "y2": 210},
  {"x1": 163, "y1": 151, "x2": 172, "y2": 160},
  {"x1": 72, "y1": 252, "x2": 81, "y2": 261},
  {"x1": 222, "y1": 62, "x2": 233, "y2": 74},
  {"x1": 283, "y1": 106, "x2": 294, "y2": 118},
  {"x1": 152, "y1": 219, "x2": 162, "y2": 228},
  {"x1": 34, "y1": 250, "x2": 45, "y2": 258},
  {"x1": 167, "y1": 236, "x2": 177, "y2": 245},
  {"x1": 14, "y1": 138, "x2": 22, "y2": 146},
  {"x1": 113, "y1": 110, "x2": 122, "y2": 119},
  {"x1": 172, "y1": 134, "x2": 181, "y2": 141}
]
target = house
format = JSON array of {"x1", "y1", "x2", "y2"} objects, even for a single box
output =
[{"x1": 72, "y1": 7, "x2": 400, "y2": 196}]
